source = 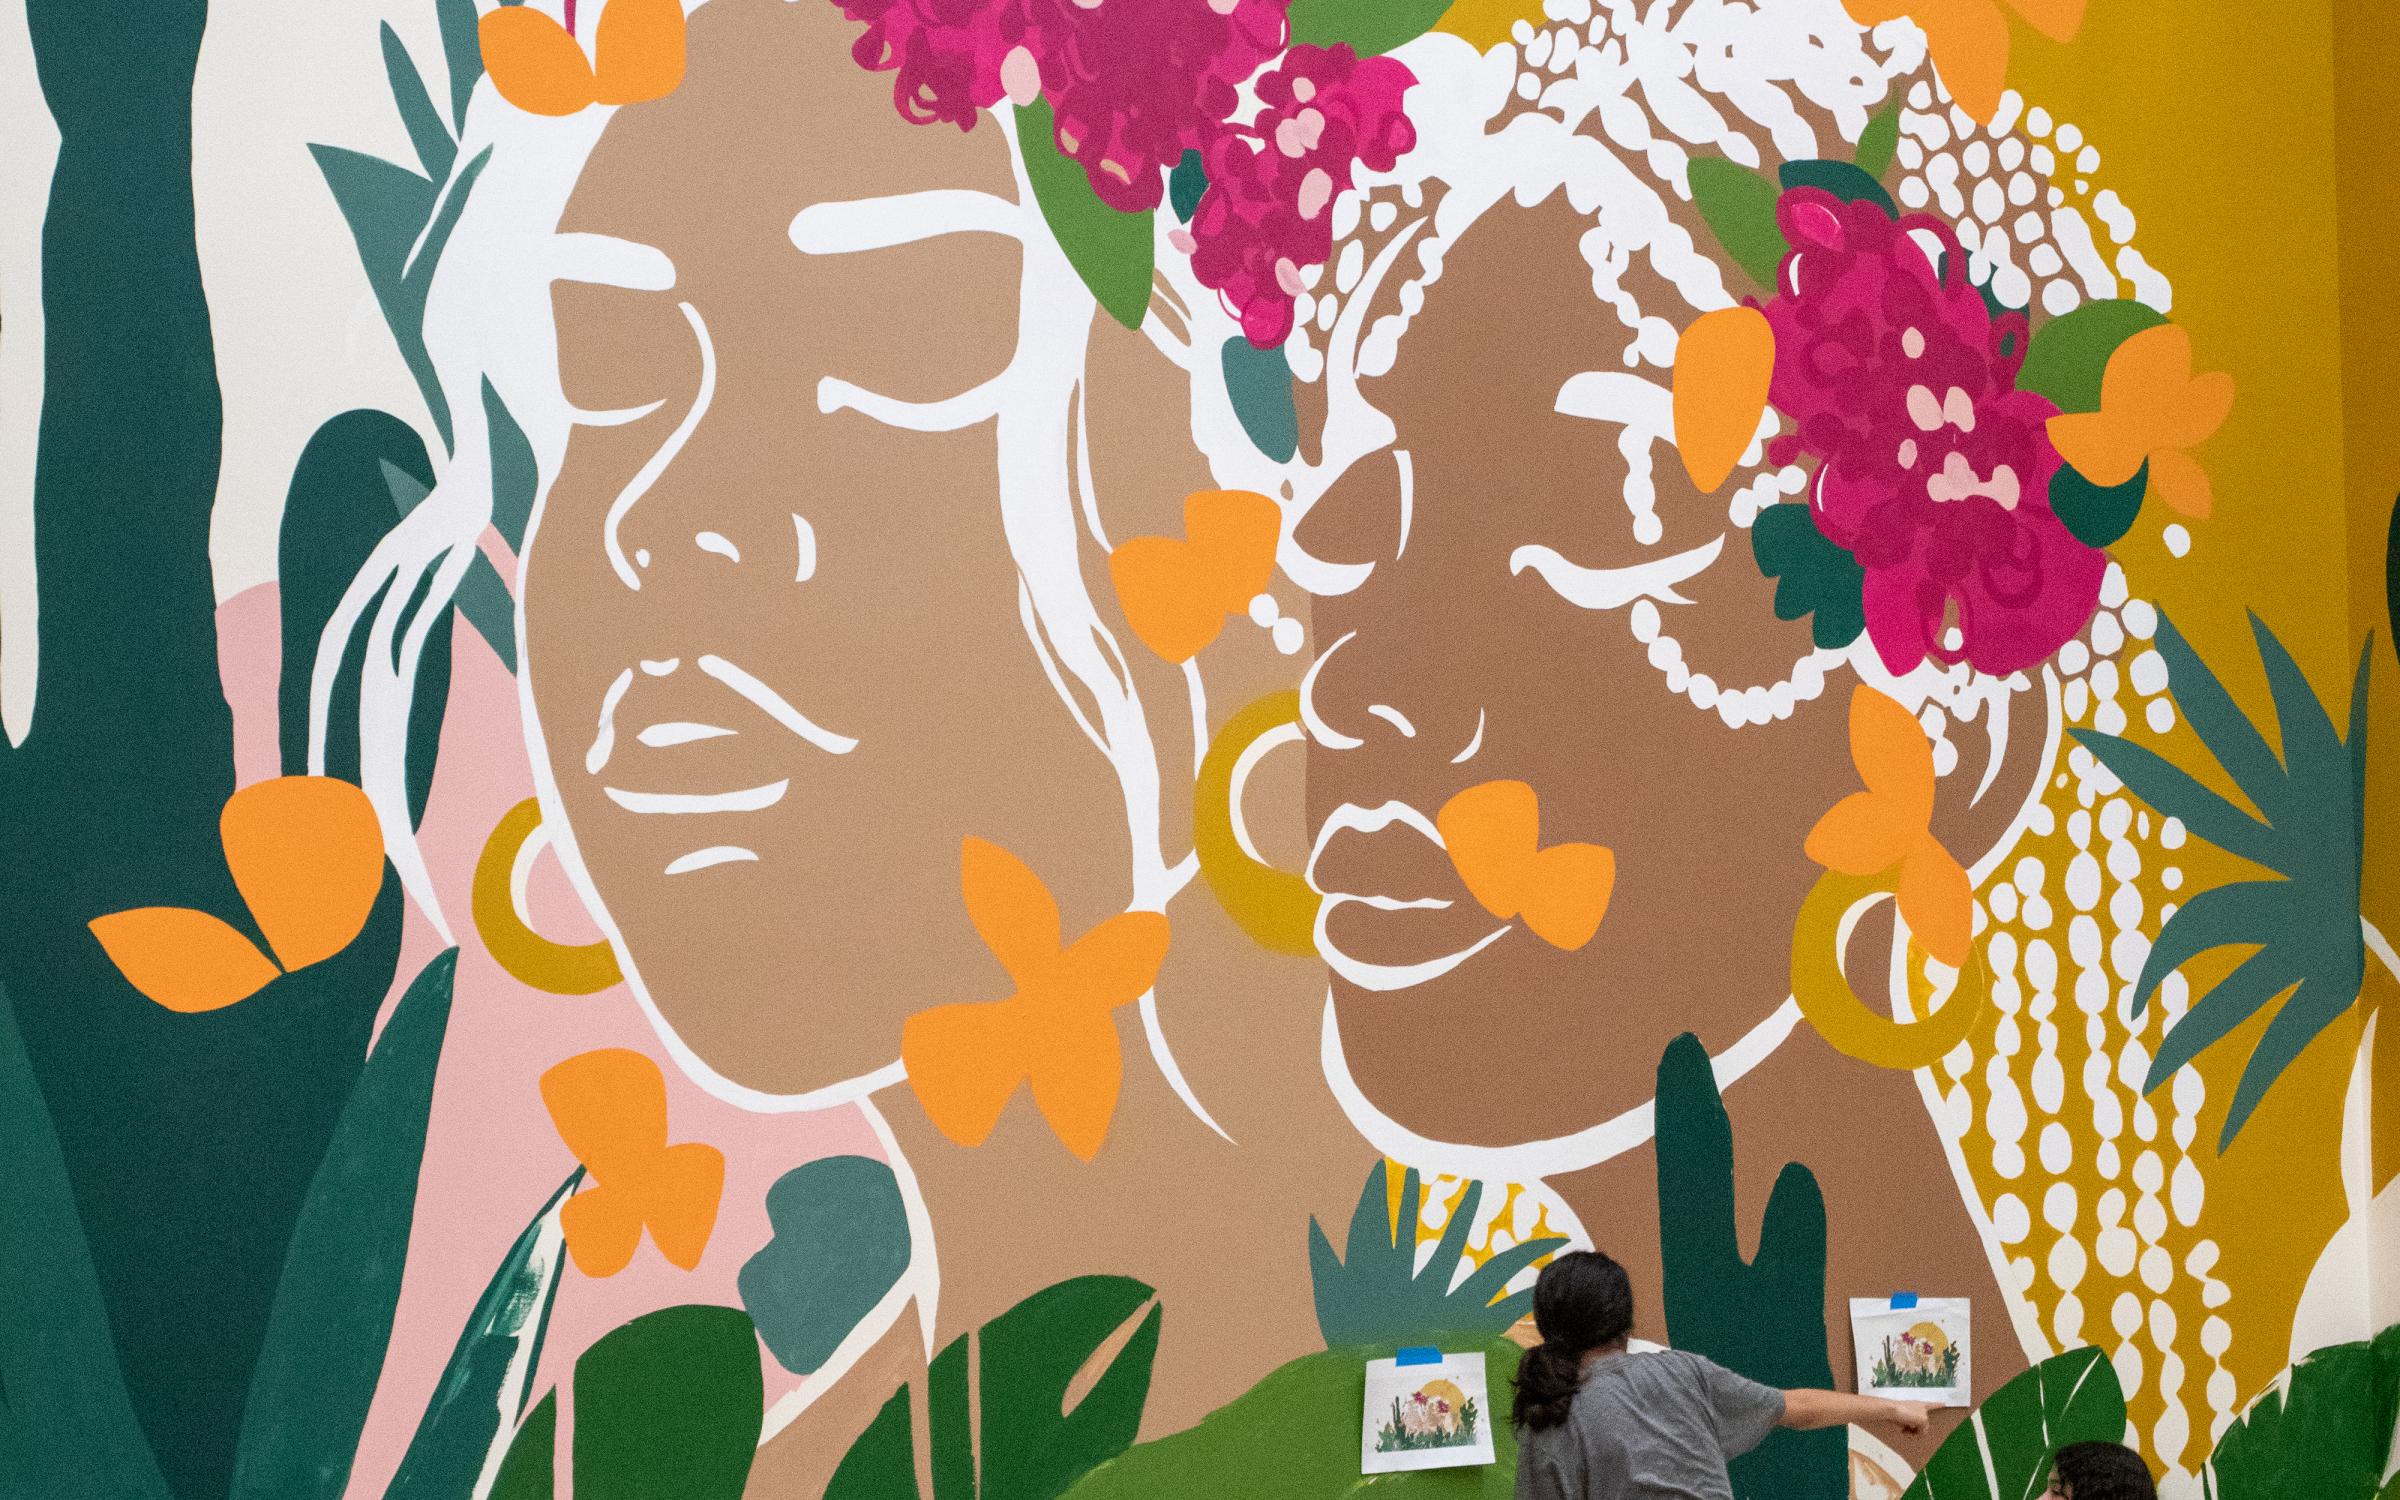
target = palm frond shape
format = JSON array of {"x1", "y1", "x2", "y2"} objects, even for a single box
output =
[
  {"x1": 1308, "y1": 1162, "x2": 1567, "y2": 1347},
  {"x1": 2070, "y1": 613, "x2": 2369, "y2": 1149}
]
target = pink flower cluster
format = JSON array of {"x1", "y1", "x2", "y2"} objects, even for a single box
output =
[
  {"x1": 1760, "y1": 187, "x2": 2103, "y2": 678},
  {"x1": 829, "y1": 0, "x2": 1416, "y2": 348}
]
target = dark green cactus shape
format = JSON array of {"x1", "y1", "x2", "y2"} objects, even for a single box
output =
[{"x1": 1654, "y1": 1034, "x2": 1844, "y2": 1500}]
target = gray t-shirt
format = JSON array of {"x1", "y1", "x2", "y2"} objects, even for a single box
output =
[{"x1": 1514, "y1": 1349, "x2": 1787, "y2": 1500}]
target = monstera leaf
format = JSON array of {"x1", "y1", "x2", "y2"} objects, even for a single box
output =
[
  {"x1": 1900, "y1": 1347, "x2": 2126, "y2": 1500},
  {"x1": 1309, "y1": 1162, "x2": 1566, "y2": 1348},
  {"x1": 2204, "y1": 1325, "x2": 2400, "y2": 1499},
  {"x1": 827, "y1": 1276, "x2": 1163, "y2": 1500}
]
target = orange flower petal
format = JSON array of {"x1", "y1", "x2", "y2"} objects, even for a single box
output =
[
  {"x1": 1107, "y1": 490, "x2": 1280, "y2": 664},
  {"x1": 2147, "y1": 447, "x2": 2214, "y2": 520},
  {"x1": 1054, "y1": 910, "x2": 1172, "y2": 1010},
  {"x1": 560, "y1": 1185, "x2": 645, "y2": 1278},
  {"x1": 541, "y1": 1048, "x2": 668, "y2": 1177},
  {"x1": 1915, "y1": 0, "x2": 2011, "y2": 127},
  {"x1": 221, "y1": 775, "x2": 385, "y2": 971},
  {"x1": 1517, "y1": 844, "x2": 1616, "y2": 952},
  {"x1": 2097, "y1": 322, "x2": 2195, "y2": 408},
  {"x1": 1437, "y1": 779, "x2": 1542, "y2": 921},
  {"x1": 1897, "y1": 839, "x2": 1974, "y2": 969},
  {"x1": 1803, "y1": 792, "x2": 1915, "y2": 877},
  {"x1": 1841, "y1": 0, "x2": 1919, "y2": 22},
  {"x1": 2002, "y1": 0, "x2": 2086, "y2": 43},
  {"x1": 2045, "y1": 408, "x2": 2151, "y2": 489},
  {"x1": 902, "y1": 999, "x2": 1031, "y2": 1149},
  {"x1": 480, "y1": 5, "x2": 600, "y2": 117},
  {"x1": 2160, "y1": 369, "x2": 2234, "y2": 453},
  {"x1": 1026, "y1": 1011, "x2": 1126, "y2": 1162},
  {"x1": 961, "y1": 837, "x2": 1064, "y2": 988},
  {"x1": 640, "y1": 1140, "x2": 727, "y2": 1270},
  {"x1": 1672, "y1": 307, "x2": 1777, "y2": 494},
  {"x1": 88, "y1": 907, "x2": 280, "y2": 1013},
  {"x1": 1847, "y1": 686, "x2": 1936, "y2": 828},
  {"x1": 593, "y1": 0, "x2": 687, "y2": 106}
]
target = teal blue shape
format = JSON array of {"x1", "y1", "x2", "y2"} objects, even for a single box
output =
[
  {"x1": 1309, "y1": 1162, "x2": 1564, "y2": 1348},
  {"x1": 1221, "y1": 337, "x2": 1300, "y2": 463},
  {"x1": 739, "y1": 1157, "x2": 912, "y2": 1376},
  {"x1": 436, "y1": 0, "x2": 483, "y2": 131},
  {"x1": 1169, "y1": 151, "x2": 1207, "y2": 224},
  {"x1": 381, "y1": 22, "x2": 455, "y2": 183},
  {"x1": 484, "y1": 377, "x2": 539, "y2": 552},
  {"x1": 1750, "y1": 502, "x2": 1866, "y2": 652}
]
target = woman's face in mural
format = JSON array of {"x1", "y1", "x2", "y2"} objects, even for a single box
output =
[
  {"x1": 1299, "y1": 162, "x2": 2047, "y2": 1148},
  {"x1": 525, "y1": 0, "x2": 1223, "y2": 1095}
]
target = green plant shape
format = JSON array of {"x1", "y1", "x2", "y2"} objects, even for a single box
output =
[
  {"x1": 1752, "y1": 502, "x2": 1867, "y2": 651},
  {"x1": 2014, "y1": 299, "x2": 2167, "y2": 413},
  {"x1": 229, "y1": 950, "x2": 459, "y2": 1500},
  {"x1": 1222, "y1": 336, "x2": 1302, "y2": 464},
  {"x1": 1778, "y1": 158, "x2": 1898, "y2": 218},
  {"x1": 2203, "y1": 1325, "x2": 2400, "y2": 1498},
  {"x1": 1309, "y1": 1162, "x2": 1567, "y2": 1348},
  {"x1": 488, "y1": 1391, "x2": 557, "y2": 1500},
  {"x1": 827, "y1": 1275, "x2": 1164, "y2": 1500},
  {"x1": 572, "y1": 1305, "x2": 764, "y2": 1500},
  {"x1": 740, "y1": 1156, "x2": 913, "y2": 1376},
  {"x1": 380, "y1": 458, "x2": 520, "y2": 674},
  {"x1": 2070, "y1": 613, "x2": 2371, "y2": 1147},
  {"x1": 1287, "y1": 0, "x2": 1454, "y2": 56},
  {"x1": 1854, "y1": 99, "x2": 1902, "y2": 178},
  {"x1": 485, "y1": 377, "x2": 541, "y2": 553},
  {"x1": 1900, "y1": 1347, "x2": 2126, "y2": 1500},
  {"x1": 2047, "y1": 459, "x2": 2150, "y2": 550},
  {"x1": 1061, "y1": 1340, "x2": 1525, "y2": 1499},
  {"x1": 1654, "y1": 1033, "x2": 1842, "y2": 1500},
  {"x1": 1017, "y1": 97, "x2": 1155, "y2": 332},
  {"x1": 385, "y1": 1169, "x2": 580, "y2": 1500},
  {"x1": 1687, "y1": 157, "x2": 1787, "y2": 290}
]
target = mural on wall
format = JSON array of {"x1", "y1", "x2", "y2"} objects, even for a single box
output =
[{"x1": 0, "y1": 0, "x2": 2391, "y2": 1498}]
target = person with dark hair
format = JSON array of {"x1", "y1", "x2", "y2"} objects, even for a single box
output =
[
  {"x1": 1512, "y1": 1250, "x2": 1932, "y2": 1499},
  {"x1": 2042, "y1": 1441, "x2": 2159, "y2": 1499}
]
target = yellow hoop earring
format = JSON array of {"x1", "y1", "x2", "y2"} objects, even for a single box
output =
[
  {"x1": 472, "y1": 798, "x2": 623, "y2": 995},
  {"x1": 1192, "y1": 689, "x2": 1321, "y2": 957},
  {"x1": 1788, "y1": 869, "x2": 1989, "y2": 1070}
]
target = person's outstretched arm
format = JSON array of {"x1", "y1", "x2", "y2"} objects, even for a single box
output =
[{"x1": 1778, "y1": 1389, "x2": 1934, "y2": 1435}]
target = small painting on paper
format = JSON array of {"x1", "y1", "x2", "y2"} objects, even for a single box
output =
[
  {"x1": 1361, "y1": 1351, "x2": 1497, "y2": 1474},
  {"x1": 1849, "y1": 1297, "x2": 1971, "y2": 1407}
]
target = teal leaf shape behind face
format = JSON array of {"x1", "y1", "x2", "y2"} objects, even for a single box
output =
[
  {"x1": 1222, "y1": 337, "x2": 1301, "y2": 463},
  {"x1": 739, "y1": 1156, "x2": 912, "y2": 1376}
]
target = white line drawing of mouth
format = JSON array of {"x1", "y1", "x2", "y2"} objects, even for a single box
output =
[{"x1": 1306, "y1": 799, "x2": 1509, "y2": 992}]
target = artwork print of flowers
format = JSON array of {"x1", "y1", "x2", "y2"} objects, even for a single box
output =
[
  {"x1": 1374, "y1": 1378, "x2": 1483, "y2": 1453},
  {"x1": 1870, "y1": 1323, "x2": 1964, "y2": 1390}
]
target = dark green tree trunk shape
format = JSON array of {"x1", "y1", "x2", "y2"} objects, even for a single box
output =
[{"x1": 3, "y1": 5, "x2": 392, "y2": 1495}]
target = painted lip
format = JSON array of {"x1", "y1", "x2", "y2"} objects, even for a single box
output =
[
  {"x1": 588, "y1": 654, "x2": 859, "y2": 838},
  {"x1": 1307, "y1": 800, "x2": 1509, "y2": 992}
]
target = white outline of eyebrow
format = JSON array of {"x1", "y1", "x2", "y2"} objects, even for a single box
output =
[
  {"x1": 1510, "y1": 534, "x2": 1725, "y2": 610},
  {"x1": 665, "y1": 846, "x2": 760, "y2": 875},
  {"x1": 698, "y1": 655, "x2": 859, "y2": 756},
  {"x1": 604, "y1": 780, "x2": 788, "y2": 814},
  {"x1": 638, "y1": 722, "x2": 737, "y2": 748}
]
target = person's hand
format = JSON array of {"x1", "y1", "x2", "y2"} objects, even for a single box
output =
[{"x1": 1885, "y1": 1400, "x2": 1934, "y2": 1434}]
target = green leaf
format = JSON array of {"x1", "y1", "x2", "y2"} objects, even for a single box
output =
[
  {"x1": 1751, "y1": 502, "x2": 1867, "y2": 652},
  {"x1": 1168, "y1": 150, "x2": 1207, "y2": 224},
  {"x1": 2048, "y1": 459, "x2": 2148, "y2": 548},
  {"x1": 1287, "y1": 0, "x2": 1454, "y2": 55},
  {"x1": 2205, "y1": 1325, "x2": 2400, "y2": 1498},
  {"x1": 1016, "y1": 99, "x2": 1154, "y2": 331},
  {"x1": 1901, "y1": 1347, "x2": 2126, "y2": 1500},
  {"x1": 1686, "y1": 157, "x2": 1787, "y2": 290},
  {"x1": 0, "y1": 984, "x2": 176, "y2": 1500},
  {"x1": 1855, "y1": 99, "x2": 1901, "y2": 177},
  {"x1": 1310, "y1": 1164, "x2": 1566, "y2": 1346},
  {"x1": 484, "y1": 377, "x2": 540, "y2": 552},
  {"x1": 1059, "y1": 1341, "x2": 1526, "y2": 1499},
  {"x1": 1222, "y1": 337, "x2": 1300, "y2": 463},
  {"x1": 436, "y1": 0, "x2": 484, "y2": 132},
  {"x1": 740, "y1": 1157, "x2": 913, "y2": 1376},
  {"x1": 574, "y1": 1306, "x2": 762, "y2": 1500},
  {"x1": 230, "y1": 950, "x2": 459, "y2": 1500},
  {"x1": 385, "y1": 1171, "x2": 579, "y2": 1500},
  {"x1": 312, "y1": 143, "x2": 464, "y2": 447},
  {"x1": 488, "y1": 1391, "x2": 557, "y2": 1500},
  {"x1": 2016, "y1": 299, "x2": 2166, "y2": 412},
  {"x1": 381, "y1": 22, "x2": 456, "y2": 183},
  {"x1": 1778, "y1": 157, "x2": 1897, "y2": 218},
  {"x1": 2070, "y1": 728, "x2": 2283, "y2": 873}
]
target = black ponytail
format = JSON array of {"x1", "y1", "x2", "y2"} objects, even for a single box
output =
[{"x1": 1510, "y1": 1250, "x2": 1634, "y2": 1432}]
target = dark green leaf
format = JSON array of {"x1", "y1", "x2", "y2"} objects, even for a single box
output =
[
  {"x1": 1855, "y1": 100, "x2": 1901, "y2": 177},
  {"x1": 436, "y1": 0, "x2": 484, "y2": 132},
  {"x1": 1901, "y1": 1347, "x2": 2125, "y2": 1500},
  {"x1": 1286, "y1": 0, "x2": 1454, "y2": 56},
  {"x1": 2132, "y1": 878, "x2": 2292, "y2": 1017},
  {"x1": 1222, "y1": 337, "x2": 1300, "y2": 463},
  {"x1": 382, "y1": 23, "x2": 456, "y2": 183},
  {"x1": 2049, "y1": 459, "x2": 2148, "y2": 548},
  {"x1": 575, "y1": 1306, "x2": 762, "y2": 1500},
  {"x1": 2149, "y1": 945, "x2": 2303, "y2": 1089},
  {"x1": 2152, "y1": 615, "x2": 2291, "y2": 826},
  {"x1": 824, "y1": 1385, "x2": 917, "y2": 1500},
  {"x1": 485, "y1": 378, "x2": 539, "y2": 551},
  {"x1": 2221, "y1": 975, "x2": 2354, "y2": 1147},
  {"x1": 1168, "y1": 150, "x2": 1207, "y2": 224},
  {"x1": 2016, "y1": 299, "x2": 2166, "y2": 412},
  {"x1": 2070, "y1": 728, "x2": 2284, "y2": 873},
  {"x1": 230, "y1": 951, "x2": 459, "y2": 1500},
  {"x1": 488, "y1": 1392, "x2": 556, "y2": 1500},
  {"x1": 2205, "y1": 1325, "x2": 2400, "y2": 1498},
  {"x1": 1778, "y1": 157, "x2": 1897, "y2": 218},
  {"x1": 1687, "y1": 157, "x2": 1787, "y2": 290},
  {"x1": 1752, "y1": 502, "x2": 1868, "y2": 652},
  {"x1": 1017, "y1": 99, "x2": 1154, "y2": 331}
]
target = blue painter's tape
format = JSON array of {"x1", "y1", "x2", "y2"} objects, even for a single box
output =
[
  {"x1": 1396, "y1": 1346, "x2": 1443, "y2": 1366},
  {"x1": 1889, "y1": 1292, "x2": 1919, "y2": 1310}
]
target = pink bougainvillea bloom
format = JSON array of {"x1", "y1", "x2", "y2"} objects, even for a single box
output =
[{"x1": 1761, "y1": 186, "x2": 2104, "y2": 678}]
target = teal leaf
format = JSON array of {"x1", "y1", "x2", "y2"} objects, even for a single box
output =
[
  {"x1": 740, "y1": 1157, "x2": 912, "y2": 1376},
  {"x1": 436, "y1": 0, "x2": 484, "y2": 132},
  {"x1": 385, "y1": 1171, "x2": 579, "y2": 1500},
  {"x1": 1017, "y1": 98, "x2": 1154, "y2": 331},
  {"x1": 1287, "y1": 0, "x2": 1454, "y2": 55},
  {"x1": 1168, "y1": 150, "x2": 1207, "y2": 224},
  {"x1": 484, "y1": 378, "x2": 540, "y2": 552},
  {"x1": 2204, "y1": 1324, "x2": 2400, "y2": 1498},
  {"x1": 0, "y1": 985, "x2": 175, "y2": 1500},
  {"x1": 381, "y1": 22, "x2": 456, "y2": 183},
  {"x1": 230, "y1": 950, "x2": 459, "y2": 1500},
  {"x1": 574, "y1": 1306, "x2": 762, "y2": 1500},
  {"x1": 1778, "y1": 157, "x2": 1897, "y2": 218},
  {"x1": 2151, "y1": 616, "x2": 2290, "y2": 824},
  {"x1": 2048, "y1": 459, "x2": 2148, "y2": 548},
  {"x1": 489, "y1": 1391, "x2": 557, "y2": 1500},
  {"x1": 1751, "y1": 502, "x2": 1867, "y2": 651},
  {"x1": 1901, "y1": 1347, "x2": 2125, "y2": 1500},
  {"x1": 1222, "y1": 337, "x2": 1300, "y2": 463},
  {"x1": 1687, "y1": 157, "x2": 1787, "y2": 291},
  {"x1": 2131, "y1": 878, "x2": 2293, "y2": 1017},
  {"x1": 1310, "y1": 1163, "x2": 1566, "y2": 1347},
  {"x1": 2016, "y1": 299, "x2": 2167, "y2": 412},
  {"x1": 456, "y1": 553, "x2": 522, "y2": 673},
  {"x1": 1656, "y1": 1033, "x2": 1843, "y2": 1499},
  {"x1": 1854, "y1": 99, "x2": 1901, "y2": 178},
  {"x1": 2069, "y1": 729, "x2": 2281, "y2": 873}
]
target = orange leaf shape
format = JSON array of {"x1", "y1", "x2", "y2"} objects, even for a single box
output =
[
  {"x1": 1108, "y1": 489, "x2": 1280, "y2": 663},
  {"x1": 1672, "y1": 306, "x2": 1776, "y2": 493},
  {"x1": 1436, "y1": 781, "x2": 1616, "y2": 952},
  {"x1": 88, "y1": 908, "x2": 280, "y2": 1013},
  {"x1": 480, "y1": 6, "x2": 601, "y2": 116},
  {"x1": 221, "y1": 775, "x2": 385, "y2": 971},
  {"x1": 1847, "y1": 0, "x2": 2011, "y2": 125},
  {"x1": 2047, "y1": 324, "x2": 2233, "y2": 489},
  {"x1": 540, "y1": 1048, "x2": 724, "y2": 1276},
  {"x1": 1897, "y1": 841, "x2": 1974, "y2": 969},
  {"x1": 1804, "y1": 687, "x2": 1977, "y2": 969},
  {"x1": 961, "y1": 836, "x2": 1064, "y2": 988},
  {"x1": 2003, "y1": 0, "x2": 2086, "y2": 44},
  {"x1": 593, "y1": 0, "x2": 687, "y2": 105},
  {"x1": 2147, "y1": 447, "x2": 2214, "y2": 520}
]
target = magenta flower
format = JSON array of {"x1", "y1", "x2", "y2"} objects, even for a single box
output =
[{"x1": 1761, "y1": 187, "x2": 2104, "y2": 678}]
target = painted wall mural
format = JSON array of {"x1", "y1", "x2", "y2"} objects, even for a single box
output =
[{"x1": 0, "y1": 1, "x2": 2391, "y2": 1498}]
